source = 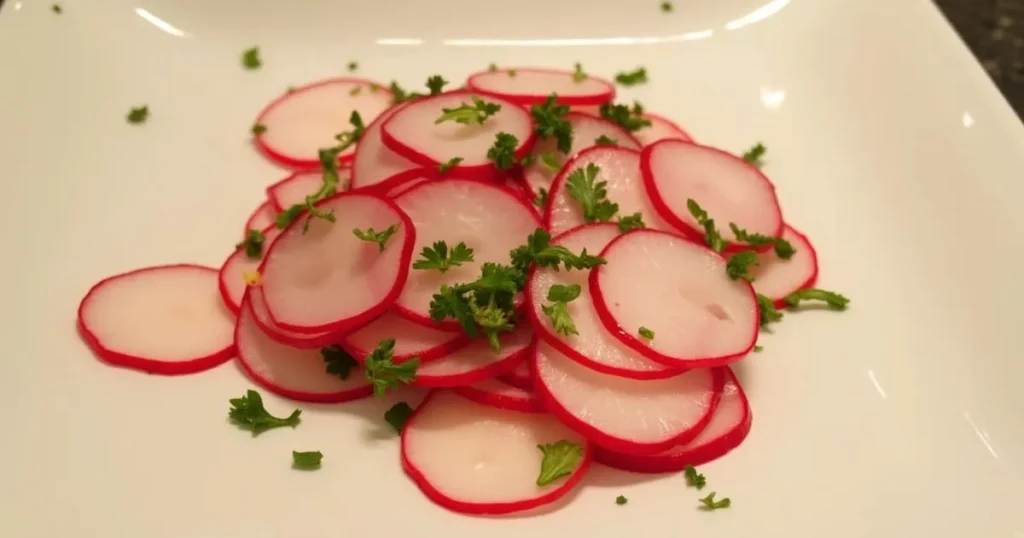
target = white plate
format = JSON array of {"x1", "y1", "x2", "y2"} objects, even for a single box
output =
[{"x1": 2, "y1": 0, "x2": 1024, "y2": 536}]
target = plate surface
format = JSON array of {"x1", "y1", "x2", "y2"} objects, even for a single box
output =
[{"x1": 2, "y1": 0, "x2": 1024, "y2": 536}]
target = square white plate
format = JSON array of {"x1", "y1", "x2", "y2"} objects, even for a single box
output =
[{"x1": 2, "y1": 0, "x2": 1023, "y2": 536}]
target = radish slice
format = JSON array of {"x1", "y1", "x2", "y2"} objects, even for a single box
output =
[
  {"x1": 350, "y1": 104, "x2": 418, "y2": 192},
  {"x1": 77, "y1": 264, "x2": 234, "y2": 375},
  {"x1": 244, "y1": 200, "x2": 275, "y2": 236},
  {"x1": 533, "y1": 341, "x2": 719, "y2": 454},
  {"x1": 342, "y1": 312, "x2": 469, "y2": 364},
  {"x1": 382, "y1": 169, "x2": 436, "y2": 199},
  {"x1": 594, "y1": 367, "x2": 750, "y2": 473},
  {"x1": 453, "y1": 378, "x2": 545, "y2": 413},
  {"x1": 545, "y1": 146, "x2": 669, "y2": 235},
  {"x1": 260, "y1": 193, "x2": 414, "y2": 333},
  {"x1": 633, "y1": 113, "x2": 693, "y2": 146},
  {"x1": 591, "y1": 229, "x2": 758, "y2": 367},
  {"x1": 235, "y1": 297, "x2": 373, "y2": 403},
  {"x1": 414, "y1": 327, "x2": 534, "y2": 388},
  {"x1": 246, "y1": 287, "x2": 342, "y2": 348},
  {"x1": 466, "y1": 67, "x2": 615, "y2": 107},
  {"x1": 267, "y1": 168, "x2": 350, "y2": 213},
  {"x1": 392, "y1": 179, "x2": 540, "y2": 329},
  {"x1": 402, "y1": 390, "x2": 591, "y2": 515},
  {"x1": 381, "y1": 91, "x2": 535, "y2": 178},
  {"x1": 526, "y1": 223, "x2": 675, "y2": 379},
  {"x1": 523, "y1": 112, "x2": 640, "y2": 199},
  {"x1": 499, "y1": 359, "x2": 533, "y2": 390},
  {"x1": 642, "y1": 140, "x2": 784, "y2": 250},
  {"x1": 751, "y1": 225, "x2": 819, "y2": 307},
  {"x1": 253, "y1": 78, "x2": 392, "y2": 169},
  {"x1": 218, "y1": 226, "x2": 283, "y2": 314}
]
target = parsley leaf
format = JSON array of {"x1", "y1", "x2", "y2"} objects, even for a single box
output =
[
  {"x1": 487, "y1": 132, "x2": 519, "y2": 170},
  {"x1": 539, "y1": 152, "x2": 561, "y2": 172},
  {"x1": 322, "y1": 345, "x2": 357, "y2": 380},
  {"x1": 530, "y1": 94, "x2": 573, "y2": 154},
  {"x1": 599, "y1": 102, "x2": 651, "y2": 132},
  {"x1": 726, "y1": 251, "x2": 760, "y2": 282},
  {"x1": 533, "y1": 188, "x2": 549, "y2": 209},
  {"x1": 384, "y1": 402, "x2": 414, "y2": 433},
  {"x1": 241, "y1": 47, "x2": 261, "y2": 70},
  {"x1": 572, "y1": 62, "x2": 588, "y2": 82},
  {"x1": 783, "y1": 289, "x2": 850, "y2": 310},
  {"x1": 127, "y1": 106, "x2": 149, "y2": 124},
  {"x1": 536, "y1": 441, "x2": 584, "y2": 486},
  {"x1": 686, "y1": 199, "x2": 727, "y2": 252},
  {"x1": 292, "y1": 451, "x2": 323, "y2": 469},
  {"x1": 616, "y1": 495, "x2": 628, "y2": 505},
  {"x1": 639, "y1": 327, "x2": 654, "y2": 340},
  {"x1": 428, "y1": 263, "x2": 521, "y2": 351},
  {"x1": 426, "y1": 75, "x2": 448, "y2": 95},
  {"x1": 51, "y1": 4, "x2": 62, "y2": 13},
  {"x1": 542, "y1": 284, "x2": 582, "y2": 336},
  {"x1": 435, "y1": 96, "x2": 501, "y2": 125},
  {"x1": 566, "y1": 163, "x2": 619, "y2": 223},
  {"x1": 728, "y1": 223, "x2": 795, "y2": 259},
  {"x1": 614, "y1": 67, "x2": 648, "y2": 87},
  {"x1": 413, "y1": 241, "x2": 474, "y2": 273},
  {"x1": 684, "y1": 465, "x2": 706, "y2": 489},
  {"x1": 363, "y1": 339, "x2": 419, "y2": 397},
  {"x1": 510, "y1": 228, "x2": 606, "y2": 274},
  {"x1": 595, "y1": 134, "x2": 618, "y2": 146},
  {"x1": 508, "y1": 68, "x2": 518, "y2": 77},
  {"x1": 429, "y1": 284, "x2": 478, "y2": 336},
  {"x1": 617, "y1": 212, "x2": 645, "y2": 232},
  {"x1": 347, "y1": 61, "x2": 358, "y2": 72},
  {"x1": 388, "y1": 81, "x2": 422, "y2": 104},
  {"x1": 698, "y1": 492, "x2": 731, "y2": 510},
  {"x1": 353, "y1": 224, "x2": 400, "y2": 253},
  {"x1": 488, "y1": 63, "x2": 498, "y2": 72},
  {"x1": 333, "y1": 110, "x2": 366, "y2": 153},
  {"x1": 235, "y1": 229, "x2": 266, "y2": 259},
  {"x1": 251, "y1": 123, "x2": 267, "y2": 135},
  {"x1": 228, "y1": 390, "x2": 301, "y2": 435},
  {"x1": 469, "y1": 296, "x2": 516, "y2": 352},
  {"x1": 741, "y1": 142, "x2": 766, "y2": 167},
  {"x1": 753, "y1": 344, "x2": 764, "y2": 352},
  {"x1": 438, "y1": 157, "x2": 463, "y2": 173},
  {"x1": 756, "y1": 293, "x2": 784, "y2": 325},
  {"x1": 661, "y1": 1, "x2": 673, "y2": 12},
  {"x1": 349, "y1": 86, "x2": 362, "y2": 97}
]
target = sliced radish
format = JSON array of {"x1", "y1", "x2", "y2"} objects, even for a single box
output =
[
  {"x1": 402, "y1": 390, "x2": 590, "y2": 515},
  {"x1": 633, "y1": 113, "x2": 693, "y2": 146},
  {"x1": 77, "y1": 264, "x2": 234, "y2": 375},
  {"x1": 235, "y1": 297, "x2": 373, "y2": 403},
  {"x1": 594, "y1": 367, "x2": 750, "y2": 473},
  {"x1": 253, "y1": 78, "x2": 392, "y2": 169},
  {"x1": 591, "y1": 229, "x2": 758, "y2": 367},
  {"x1": 499, "y1": 359, "x2": 533, "y2": 390},
  {"x1": 382, "y1": 168, "x2": 437, "y2": 199},
  {"x1": 452, "y1": 378, "x2": 544, "y2": 413},
  {"x1": 350, "y1": 104, "x2": 418, "y2": 192},
  {"x1": 533, "y1": 341, "x2": 719, "y2": 454},
  {"x1": 218, "y1": 226, "x2": 283, "y2": 314},
  {"x1": 414, "y1": 327, "x2": 534, "y2": 388},
  {"x1": 545, "y1": 146, "x2": 669, "y2": 235},
  {"x1": 392, "y1": 179, "x2": 540, "y2": 329},
  {"x1": 267, "y1": 168, "x2": 350, "y2": 213},
  {"x1": 246, "y1": 287, "x2": 342, "y2": 348},
  {"x1": 244, "y1": 200, "x2": 276, "y2": 236},
  {"x1": 751, "y1": 225, "x2": 819, "y2": 307},
  {"x1": 526, "y1": 223, "x2": 675, "y2": 379},
  {"x1": 381, "y1": 91, "x2": 535, "y2": 178},
  {"x1": 642, "y1": 140, "x2": 784, "y2": 250},
  {"x1": 466, "y1": 67, "x2": 615, "y2": 107},
  {"x1": 523, "y1": 112, "x2": 640, "y2": 199},
  {"x1": 342, "y1": 312, "x2": 469, "y2": 364},
  {"x1": 260, "y1": 193, "x2": 414, "y2": 333}
]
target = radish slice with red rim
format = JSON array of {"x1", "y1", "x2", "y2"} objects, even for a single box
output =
[
  {"x1": 253, "y1": 78, "x2": 392, "y2": 169},
  {"x1": 402, "y1": 390, "x2": 590, "y2": 515},
  {"x1": 350, "y1": 104, "x2": 418, "y2": 192},
  {"x1": 641, "y1": 139, "x2": 784, "y2": 251},
  {"x1": 545, "y1": 146, "x2": 670, "y2": 235},
  {"x1": 77, "y1": 264, "x2": 235, "y2": 375},
  {"x1": 342, "y1": 312, "x2": 469, "y2": 365},
  {"x1": 594, "y1": 366, "x2": 750, "y2": 472},
  {"x1": 453, "y1": 378, "x2": 544, "y2": 413},
  {"x1": 235, "y1": 296, "x2": 373, "y2": 403},
  {"x1": 526, "y1": 223, "x2": 676, "y2": 379},
  {"x1": 246, "y1": 287, "x2": 342, "y2": 348},
  {"x1": 218, "y1": 226, "x2": 282, "y2": 314},
  {"x1": 498, "y1": 360, "x2": 533, "y2": 390},
  {"x1": 381, "y1": 91, "x2": 535, "y2": 178},
  {"x1": 533, "y1": 342, "x2": 719, "y2": 455},
  {"x1": 267, "y1": 168, "x2": 349, "y2": 213},
  {"x1": 466, "y1": 67, "x2": 615, "y2": 107},
  {"x1": 392, "y1": 179, "x2": 540, "y2": 329},
  {"x1": 633, "y1": 113, "x2": 693, "y2": 146},
  {"x1": 244, "y1": 200, "x2": 275, "y2": 236},
  {"x1": 751, "y1": 225, "x2": 819, "y2": 307},
  {"x1": 414, "y1": 327, "x2": 534, "y2": 388},
  {"x1": 260, "y1": 193, "x2": 415, "y2": 333},
  {"x1": 591, "y1": 229, "x2": 758, "y2": 367},
  {"x1": 381, "y1": 168, "x2": 437, "y2": 199}
]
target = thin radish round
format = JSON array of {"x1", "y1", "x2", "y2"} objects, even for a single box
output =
[
  {"x1": 642, "y1": 139, "x2": 784, "y2": 250},
  {"x1": 392, "y1": 179, "x2": 540, "y2": 329},
  {"x1": 414, "y1": 327, "x2": 534, "y2": 388},
  {"x1": 382, "y1": 168, "x2": 437, "y2": 199},
  {"x1": 260, "y1": 193, "x2": 414, "y2": 333},
  {"x1": 526, "y1": 223, "x2": 676, "y2": 379},
  {"x1": 750, "y1": 224, "x2": 818, "y2": 307},
  {"x1": 523, "y1": 112, "x2": 640, "y2": 199},
  {"x1": 594, "y1": 367, "x2": 750, "y2": 473},
  {"x1": 245, "y1": 287, "x2": 342, "y2": 348},
  {"x1": 533, "y1": 342, "x2": 719, "y2": 454},
  {"x1": 499, "y1": 359, "x2": 533, "y2": 390},
  {"x1": 633, "y1": 113, "x2": 693, "y2": 146},
  {"x1": 545, "y1": 146, "x2": 669, "y2": 235},
  {"x1": 402, "y1": 390, "x2": 591, "y2": 515},
  {"x1": 218, "y1": 226, "x2": 282, "y2": 314},
  {"x1": 592, "y1": 229, "x2": 758, "y2": 367},
  {"x1": 381, "y1": 91, "x2": 535, "y2": 178},
  {"x1": 267, "y1": 168, "x2": 350, "y2": 213},
  {"x1": 452, "y1": 378, "x2": 544, "y2": 413},
  {"x1": 466, "y1": 67, "x2": 615, "y2": 107},
  {"x1": 244, "y1": 200, "x2": 275, "y2": 236},
  {"x1": 350, "y1": 104, "x2": 418, "y2": 192},
  {"x1": 253, "y1": 78, "x2": 392, "y2": 169},
  {"x1": 342, "y1": 312, "x2": 469, "y2": 364},
  {"x1": 235, "y1": 297, "x2": 373, "y2": 403},
  {"x1": 77, "y1": 264, "x2": 235, "y2": 375}
]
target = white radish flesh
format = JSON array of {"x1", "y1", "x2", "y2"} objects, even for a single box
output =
[
  {"x1": 751, "y1": 225, "x2": 818, "y2": 307},
  {"x1": 453, "y1": 378, "x2": 544, "y2": 413},
  {"x1": 415, "y1": 327, "x2": 534, "y2": 387},
  {"x1": 246, "y1": 287, "x2": 341, "y2": 348},
  {"x1": 499, "y1": 359, "x2": 533, "y2": 390},
  {"x1": 267, "y1": 169, "x2": 349, "y2": 213},
  {"x1": 466, "y1": 68, "x2": 614, "y2": 106},
  {"x1": 244, "y1": 200, "x2": 276, "y2": 235},
  {"x1": 350, "y1": 105, "x2": 418, "y2": 192},
  {"x1": 402, "y1": 391, "x2": 590, "y2": 515},
  {"x1": 633, "y1": 113, "x2": 693, "y2": 146},
  {"x1": 218, "y1": 227, "x2": 282, "y2": 314},
  {"x1": 342, "y1": 312, "x2": 468, "y2": 364}
]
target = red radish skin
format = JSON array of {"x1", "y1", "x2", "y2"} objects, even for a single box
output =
[
  {"x1": 414, "y1": 327, "x2": 534, "y2": 388},
  {"x1": 526, "y1": 223, "x2": 676, "y2": 379},
  {"x1": 499, "y1": 359, "x2": 533, "y2": 390},
  {"x1": 342, "y1": 312, "x2": 470, "y2": 364},
  {"x1": 641, "y1": 139, "x2": 784, "y2": 252},
  {"x1": 750, "y1": 225, "x2": 819, "y2": 308},
  {"x1": 260, "y1": 193, "x2": 415, "y2": 333},
  {"x1": 392, "y1": 179, "x2": 540, "y2": 329},
  {"x1": 253, "y1": 77, "x2": 392, "y2": 169},
  {"x1": 381, "y1": 91, "x2": 536, "y2": 179},
  {"x1": 350, "y1": 103, "x2": 419, "y2": 191},
  {"x1": 633, "y1": 113, "x2": 693, "y2": 146},
  {"x1": 382, "y1": 169, "x2": 437, "y2": 199},
  {"x1": 77, "y1": 264, "x2": 235, "y2": 375},
  {"x1": 218, "y1": 226, "x2": 282, "y2": 314},
  {"x1": 245, "y1": 287, "x2": 343, "y2": 349},
  {"x1": 533, "y1": 342, "x2": 720, "y2": 455},
  {"x1": 594, "y1": 367, "x2": 751, "y2": 473},
  {"x1": 402, "y1": 391, "x2": 591, "y2": 515},
  {"x1": 466, "y1": 67, "x2": 615, "y2": 107},
  {"x1": 545, "y1": 146, "x2": 670, "y2": 235},
  {"x1": 591, "y1": 229, "x2": 758, "y2": 368},
  {"x1": 266, "y1": 168, "x2": 350, "y2": 213},
  {"x1": 235, "y1": 296, "x2": 373, "y2": 403},
  {"x1": 244, "y1": 200, "x2": 276, "y2": 237},
  {"x1": 452, "y1": 378, "x2": 545, "y2": 413}
]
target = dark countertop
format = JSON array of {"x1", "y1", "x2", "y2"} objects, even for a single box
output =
[{"x1": 936, "y1": 0, "x2": 1024, "y2": 116}]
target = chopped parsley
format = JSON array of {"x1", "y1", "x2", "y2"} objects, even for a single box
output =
[
  {"x1": 698, "y1": 492, "x2": 731, "y2": 510},
  {"x1": 51, "y1": 4, "x2": 62, "y2": 14},
  {"x1": 566, "y1": 163, "x2": 619, "y2": 223},
  {"x1": 753, "y1": 345, "x2": 764, "y2": 352},
  {"x1": 241, "y1": 47, "x2": 261, "y2": 70},
  {"x1": 235, "y1": 229, "x2": 266, "y2": 259},
  {"x1": 741, "y1": 142, "x2": 766, "y2": 167},
  {"x1": 614, "y1": 67, "x2": 648, "y2": 87},
  {"x1": 598, "y1": 102, "x2": 651, "y2": 132},
  {"x1": 756, "y1": 293, "x2": 784, "y2": 325},
  {"x1": 349, "y1": 86, "x2": 362, "y2": 96},
  {"x1": 435, "y1": 96, "x2": 501, "y2": 125},
  {"x1": 595, "y1": 135, "x2": 618, "y2": 146},
  {"x1": 426, "y1": 75, "x2": 448, "y2": 95},
  {"x1": 413, "y1": 241, "x2": 474, "y2": 273},
  {"x1": 725, "y1": 251, "x2": 760, "y2": 282},
  {"x1": 322, "y1": 345, "x2": 358, "y2": 380},
  {"x1": 539, "y1": 152, "x2": 561, "y2": 172},
  {"x1": 488, "y1": 63, "x2": 498, "y2": 72},
  {"x1": 507, "y1": 68, "x2": 518, "y2": 77},
  {"x1": 617, "y1": 212, "x2": 645, "y2": 232},
  {"x1": 542, "y1": 284, "x2": 582, "y2": 336},
  {"x1": 487, "y1": 132, "x2": 519, "y2": 169},
  {"x1": 783, "y1": 289, "x2": 850, "y2": 310},
  {"x1": 684, "y1": 465, "x2": 706, "y2": 489},
  {"x1": 536, "y1": 441, "x2": 584, "y2": 486},
  {"x1": 661, "y1": 1, "x2": 673, "y2": 12},
  {"x1": 292, "y1": 451, "x2": 323, "y2": 469},
  {"x1": 347, "y1": 61, "x2": 358, "y2": 72},
  {"x1": 126, "y1": 105, "x2": 149, "y2": 124},
  {"x1": 686, "y1": 199, "x2": 726, "y2": 252},
  {"x1": 639, "y1": 327, "x2": 654, "y2": 340},
  {"x1": 616, "y1": 495, "x2": 628, "y2": 505},
  {"x1": 353, "y1": 224, "x2": 400, "y2": 253},
  {"x1": 438, "y1": 157, "x2": 464, "y2": 173},
  {"x1": 333, "y1": 110, "x2": 366, "y2": 153},
  {"x1": 363, "y1": 339, "x2": 419, "y2": 397},
  {"x1": 572, "y1": 63, "x2": 588, "y2": 82},
  {"x1": 510, "y1": 228, "x2": 606, "y2": 274},
  {"x1": 384, "y1": 402, "x2": 415, "y2": 433},
  {"x1": 228, "y1": 390, "x2": 301, "y2": 435},
  {"x1": 251, "y1": 123, "x2": 267, "y2": 135},
  {"x1": 388, "y1": 80, "x2": 422, "y2": 104},
  {"x1": 729, "y1": 223, "x2": 794, "y2": 259},
  {"x1": 530, "y1": 94, "x2": 573, "y2": 154},
  {"x1": 429, "y1": 263, "x2": 520, "y2": 352},
  {"x1": 533, "y1": 188, "x2": 549, "y2": 209}
]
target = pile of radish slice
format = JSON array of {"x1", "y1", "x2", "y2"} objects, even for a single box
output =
[{"x1": 76, "y1": 67, "x2": 832, "y2": 516}]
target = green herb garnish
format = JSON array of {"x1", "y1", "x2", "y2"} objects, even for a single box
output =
[
  {"x1": 566, "y1": 163, "x2": 618, "y2": 223},
  {"x1": 438, "y1": 157, "x2": 464, "y2": 173},
  {"x1": 384, "y1": 402, "x2": 414, "y2": 433},
  {"x1": 228, "y1": 390, "x2": 301, "y2": 435},
  {"x1": 598, "y1": 102, "x2": 651, "y2": 132},
  {"x1": 533, "y1": 188, "x2": 549, "y2": 209},
  {"x1": 686, "y1": 199, "x2": 726, "y2": 252},
  {"x1": 389, "y1": 80, "x2": 422, "y2": 104},
  {"x1": 783, "y1": 289, "x2": 850, "y2": 310},
  {"x1": 617, "y1": 212, "x2": 645, "y2": 232},
  {"x1": 756, "y1": 293, "x2": 784, "y2": 325},
  {"x1": 530, "y1": 94, "x2": 573, "y2": 154},
  {"x1": 753, "y1": 345, "x2": 763, "y2": 352},
  {"x1": 487, "y1": 132, "x2": 519, "y2": 169},
  {"x1": 741, "y1": 142, "x2": 766, "y2": 167},
  {"x1": 536, "y1": 441, "x2": 584, "y2": 486},
  {"x1": 684, "y1": 465, "x2": 706, "y2": 489},
  {"x1": 292, "y1": 451, "x2": 323, "y2": 469},
  {"x1": 235, "y1": 229, "x2": 266, "y2": 259},
  {"x1": 347, "y1": 61, "x2": 358, "y2": 72},
  {"x1": 353, "y1": 224, "x2": 400, "y2": 253},
  {"x1": 661, "y1": 1, "x2": 673, "y2": 12},
  {"x1": 542, "y1": 284, "x2": 582, "y2": 336},
  {"x1": 726, "y1": 251, "x2": 759, "y2": 282},
  {"x1": 322, "y1": 345, "x2": 358, "y2": 380},
  {"x1": 52, "y1": 4, "x2": 62, "y2": 14},
  {"x1": 698, "y1": 492, "x2": 731, "y2": 510},
  {"x1": 435, "y1": 96, "x2": 501, "y2": 125},
  {"x1": 242, "y1": 47, "x2": 261, "y2": 70},
  {"x1": 426, "y1": 75, "x2": 448, "y2": 95},
  {"x1": 363, "y1": 339, "x2": 419, "y2": 397},
  {"x1": 614, "y1": 67, "x2": 648, "y2": 87},
  {"x1": 510, "y1": 228, "x2": 606, "y2": 275},
  {"x1": 127, "y1": 106, "x2": 149, "y2": 124},
  {"x1": 539, "y1": 152, "x2": 561, "y2": 172},
  {"x1": 488, "y1": 63, "x2": 498, "y2": 72},
  {"x1": 413, "y1": 241, "x2": 474, "y2": 273},
  {"x1": 251, "y1": 123, "x2": 267, "y2": 135},
  {"x1": 639, "y1": 327, "x2": 654, "y2": 340},
  {"x1": 595, "y1": 135, "x2": 618, "y2": 146},
  {"x1": 728, "y1": 223, "x2": 794, "y2": 259},
  {"x1": 572, "y1": 63, "x2": 588, "y2": 82},
  {"x1": 616, "y1": 495, "x2": 628, "y2": 505}
]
